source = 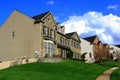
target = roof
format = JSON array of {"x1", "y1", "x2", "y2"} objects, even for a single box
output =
[
  {"x1": 32, "y1": 11, "x2": 50, "y2": 21},
  {"x1": 83, "y1": 35, "x2": 97, "y2": 43},
  {"x1": 57, "y1": 31, "x2": 70, "y2": 39},
  {"x1": 65, "y1": 32, "x2": 76, "y2": 37},
  {"x1": 115, "y1": 45, "x2": 120, "y2": 48},
  {"x1": 65, "y1": 32, "x2": 81, "y2": 42},
  {"x1": 103, "y1": 44, "x2": 108, "y2": 46}
]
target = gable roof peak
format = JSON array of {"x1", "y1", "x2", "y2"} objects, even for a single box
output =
[
  {"x1": 32, "y1": 11, "x2": 51, "y2": 21},
  {"x1": 65, "y1": 32, "x2": 76, "y2": 37},
  {"x1": 83, "y1": 35, "x2": 98, "y2": 43}
]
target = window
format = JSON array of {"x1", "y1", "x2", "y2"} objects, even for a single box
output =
[
  {"x1": 50, "y1": 29, "x2": 55, "y2": 39},
  {"x1": 60, "y1": 37, "x2": 63, "y2": 44},
  {"x1": 65, "y1": 39, "x2": 68, "y2": 46},
  {"x1": 72, "y1": 40, "x2": 74, "y2": 47},
  {"x1": 74, "y1": 42, "x2": 76, "y2": 48},
  {"x1": 11, "y1": 31, "x2": 15, "y2": 39},
  {"x1": 44, "y1": 42, "x2": 48, "y2": 54},
  {"x1": 77, "y1": 43, "x2": 80, "y2": 48},
  {"x1": 89, "y1": 53, "x2": 92, "y2": 58},
  {"x1": 63, "y1": 38, "x2": 65, "y2": 44},
  {"x1": 44, "y1": 40, "x2": 54, "y2": 55},
  {"x1": 43, "y1": 26, "x2": 47, "y2": 36}
]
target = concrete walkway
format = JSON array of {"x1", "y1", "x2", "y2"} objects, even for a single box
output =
[{"x1": 96, "y1": 67, "x2": 119, "y2": 80}]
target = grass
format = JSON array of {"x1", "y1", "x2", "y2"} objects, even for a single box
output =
[
  {"x1": 0, "y1": 60, "x2": 119, "y2": 80},
  {"x1": 111, "y1": 68, "x2": 120, "y2": 80},
  {"x1": 110, "y1": 61, "x2": 120, "y2": 80}
]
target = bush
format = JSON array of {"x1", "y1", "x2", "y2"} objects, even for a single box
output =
[
  {"x1": 81, "y1": 53, "x2": 86, "y2": 61},
  {"x1": 67, "y1": 50, "x2": 73, "y2": 59},
  {"x1": 45, "y1": 54, "x2": 49, "y2": 58}
]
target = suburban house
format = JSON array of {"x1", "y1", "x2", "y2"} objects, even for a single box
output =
[
  {"x1": 103, "y1": 44, "x2": 110, "y2": 60},
  {"x1": 110, "y1": 45, "x2": 120, "y2": 60},
  {"x1": 80, "y1": 38, "x2": 95, "y2": 63},
  {"x1": 66, "y1": 32, "x2": 81, "y2": 59},
  {"x1": 83, "y1": 35, "x2": 103, "y2": 62},
  {"x1": 0, "y1": 10, "x2": 81, "y2": 62}
]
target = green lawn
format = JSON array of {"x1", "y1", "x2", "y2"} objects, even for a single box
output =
[
  {"x1": 111, "y1": 68, "x2": 120, "y2": 80},
  {"x1": 0, "y1": 60, "x2": 119, "y2": 80}
]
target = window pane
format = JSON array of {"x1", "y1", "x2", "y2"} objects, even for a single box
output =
[
  {"x1": 43, "y1": 26, "x2": 47, "y2": 36},
  {"x1": 11, "y1": 31, "x2": 15, "y2": 39}
]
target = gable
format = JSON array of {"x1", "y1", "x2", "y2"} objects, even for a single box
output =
[
  {"x1": 93, "y1": 36, "x2": 99, "y2": 44},
  {"x1": 42, "y1": 13, "x2": 56, "y2": 29},
  {"x1": 71, "y1": 32, "x2": 80, "y2": 42}
]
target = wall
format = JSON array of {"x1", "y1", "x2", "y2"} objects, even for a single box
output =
[
  {"x1": 80, "y1": 38, "x2": 94, "y2": 62},
  {"x1": 0, "y1": 10, "x2": 40, "y2": 61}
]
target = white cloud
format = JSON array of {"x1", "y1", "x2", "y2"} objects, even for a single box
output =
[
  {"x1": 46, "y1": 0, "x2": 54, "y2": 5},
  {"x1": 107, "y1": 4, "x2": 119, "y2": 11},
  {"x1": 62, "y1": 11, "x2": 120, "y2": 44}
]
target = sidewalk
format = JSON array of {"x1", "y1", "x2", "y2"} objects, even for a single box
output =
[{"x1": 96, "y1": 67, "x2": 118, "y2": 80}]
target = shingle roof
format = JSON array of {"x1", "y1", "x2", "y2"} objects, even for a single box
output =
[
  {"x1": 65, "y1": 32, "x2": 76, "y2": 37},
  {"x1": 103, "y1": 44, "x2": 107, "y2": 46},
  {"x1": 32, "y1": 11, "x2": 50, "y2": 21},
  {"x1": 115, "y1": 45, "x2": 120, "y2": 48},
  {"x1": 83, "y1": 35, "x2": 97, "y2": 43},
  {"x1": 65, "y1": 32, "x2": 81, "y2": 42}
]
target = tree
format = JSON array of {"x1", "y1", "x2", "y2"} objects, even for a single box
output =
[{"x1": 67, "y1": 50, "x2": 73, "y2": 59}]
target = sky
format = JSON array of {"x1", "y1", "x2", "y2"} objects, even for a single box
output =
[{"x1": 0, "y1": 0, "x2": 120, "y2": 45}]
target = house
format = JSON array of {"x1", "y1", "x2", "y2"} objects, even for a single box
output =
[
  {"x1": 66, "y1": 32, "x2": 81, "y2": 59},
  {"x1": 110, "y1": 45, "x2": 120, "y2": 60},
  {"x1": 0, "y1": 10, "x2": 81, "y2": 62},
  {"x1": 56, "y1": 31, "x2": 70, "y2": 58},
  {"x1": 80, "y1": 38, "x2": 95, "y2": 63},
  {"x1": 83, "y1": 35, "x2": 102, "y2": 62},
  {"x1": 103, "y1": 44, "x2": 110, "y2": 60}
]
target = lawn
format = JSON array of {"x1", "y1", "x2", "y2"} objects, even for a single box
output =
[
  {"x1": 0, "y1": 60, "x2": 119, "y2": 80},
  {"x1": 111, "y1": 68, "x2": 120, "y2": 80}
]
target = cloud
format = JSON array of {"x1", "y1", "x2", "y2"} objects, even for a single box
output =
[
  {"x1": 107, "y1": 4, "x2": 119, "y2": 11},
  {"x1": 62, "y1": 11, "x2": 120, "y2": 44},
  {"x1": 46, "y1": 0, "x2": 54, "y2": 5}
]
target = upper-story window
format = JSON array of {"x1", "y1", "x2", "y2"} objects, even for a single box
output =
[
  {"x1": 43, "y1": 26, "x2": 48, "y2": 36},
  {"x1": 110, "y1": 47, "x2": 114, "y2": 50},
  {"x1": 76, "y1": 42, "x2": 80, "y2": 48},
  {"x1": 50, "y1": 29, "x2": 55, "y2": 39},
  {"x1": 74, "y1": 41, "x2": 76, "y2": 48},
  {"x1": 71, "y1": 40, "x2": 74, "y2": 47},
  {"x1": 65, "y1": 39, "x2": 69, "y2": 46},
  {"x1": 60, "y1": 37, "x2": 63, "y2": 44},
  {"x1": 11, "y1": 31, "x2": 15, "y2": 39}
]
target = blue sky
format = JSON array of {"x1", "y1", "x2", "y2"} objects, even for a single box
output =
[{"x1": 0, "y1": 0, "x2": 120, "y2": 45}]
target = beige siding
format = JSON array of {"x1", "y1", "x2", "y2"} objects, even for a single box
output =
[{"x1": 0, "y1": 10, "x2": 40, "y2": 61}]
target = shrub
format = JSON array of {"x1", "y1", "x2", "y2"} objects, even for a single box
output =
[
  {"x1": 67, "y1": 50, "x2": 73, "y2": 59},
  {"x1": 81, "y1": 53, "x2": 87, "y2": 61}
]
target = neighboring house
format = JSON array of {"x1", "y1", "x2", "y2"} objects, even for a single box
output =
[
  {"x1": 110, "y1": 45, "x2": 120, "y2": 60},
  {"x1": 56, "y1": 31, "x2": 70, "y2": 58},
  {"x1": 80, "y1": 38, "x2": 95, "y2": 63},
  {"x1": 83, "y1": 35, "x2": 102, "y2": 62},
  {"x1": 66, "y1": 32, "x2": 81, "y2": 59},
  {"x1": 103, "y1": 44, "x2": 110, "y2": 60},
  {"x1": 0, "y1": 10, "x2": 81, "y2": 61}
]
